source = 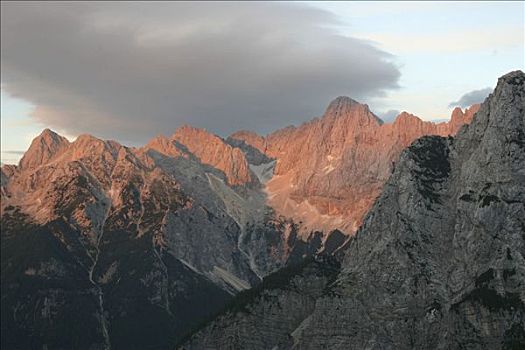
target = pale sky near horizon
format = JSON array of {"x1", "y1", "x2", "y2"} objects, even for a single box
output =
[{"x1": 1, "y1": 1, "x2": 524, "y2": 164}]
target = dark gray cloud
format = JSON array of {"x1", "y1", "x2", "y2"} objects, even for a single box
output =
[
  {"x1": 448, "y1": 87, "x2": 492, "y2": 108},
  {"x1": 1, "y1": 2, "x2": 400, "y2": 144},
  {"x1": 378, "y1": 109, "x2": 400, "y2": 123}
]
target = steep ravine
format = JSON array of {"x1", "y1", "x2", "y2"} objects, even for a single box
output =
[{"x1": 88, "y1": 203, "x2": 112, "y2": 350}]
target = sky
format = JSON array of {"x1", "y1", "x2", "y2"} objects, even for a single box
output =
[{"x1": 1, "y1": 1, "x2": 524, "y2": 164}]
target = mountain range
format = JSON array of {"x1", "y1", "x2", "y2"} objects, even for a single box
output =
[
  {"x1": 183, "y1": 70, "x2": 525, "y2": 350},
  {"x1": 1, "y1": 71, "x2": 523, "y2": 350}
]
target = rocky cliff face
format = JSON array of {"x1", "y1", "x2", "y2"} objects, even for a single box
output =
[
  {"x1": 18, "y1": 128, "x2": 70, "y2": 170},
  {"x1": 1, "y1": 126, "x2": 277, "y2": 349},
  {"x1": 0, "y1": 71, "x2": 491, "y2": 349},
  {"x1": 231, "y1": 100, "x2": 479, "y2": 236},
  {"x1": 172, "y1": 125, "x2": 254, "y2": 186},
  {"x1": 183, "y1": 71, "x2": 525, "y2": 349},
  {"x1": 0, "y1": 121, "x2": 337, "y2": 349}
]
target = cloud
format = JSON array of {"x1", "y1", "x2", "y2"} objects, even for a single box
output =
[
  {"x1": 1, "y1": 150, "x2": 25, "y2": 155},
  {"x1": 0, "y1": 2, "x2": 400, "y2": 143},
  {"x1": 1, "y1": 150, "x2": 25, "y2": 164},
  {"x1": 378, "y1": 109, "x2": 400, "y2": 123},
  {"x1": 448, "y1": 87, "x2": 492, "y2": 108},
  {"x1": 358, "y1": 26, "x2": 524, "y2": 54}
]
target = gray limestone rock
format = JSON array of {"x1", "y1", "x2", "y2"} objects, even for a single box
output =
[{"x1": 182, "y1": 71, "x2": 525, "y2": 349}]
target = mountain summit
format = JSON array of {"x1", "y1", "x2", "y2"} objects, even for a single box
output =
[
  {"x1": 231, "y1": 97, "x2": 481, "y2": 235},
  {"x1": 19, "y1": 128, "x2": 70, "y2": 170},
  {"x1": 172, "y1": 125, "x2": 254, "y2": 186},
  {"x1": 323, "y1": 96, "x2": 383, "y2": 125},
  {"x1": 183, "y1": 70, "x2": 525, "y2": 350},
  {"x1": 0, "y1": 75, "x2": 501, "y2": 349}
]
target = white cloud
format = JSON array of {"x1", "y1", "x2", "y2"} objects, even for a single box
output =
[{"x1": 356, "y1": 26, "x2": 524, "y2": 54}]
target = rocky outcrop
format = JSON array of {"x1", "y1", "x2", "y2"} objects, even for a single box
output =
[
  {"x1": 226, "y1": 132, "x2": 273, "y2": 166},
  {"x1": 231, "y1": 99, "x2": 480, "y2": 236},
  {"x1": 19, "y1": 128, "x2": 70, "y2": 170},
  {"x1": 1, "y1": 122, "x2": 321, "y2": 349},
  {"x1": 228, "y1": 130, "x2": 269, "y2": 157},
  {"x1": 1, "y1": 130, "x2": 265, "y2": 349},
  {"x1": 447, "y1": 104, "x2": 480, "y2": 134},
  {"x1": 172, "y1": 125, "x2": 254, "y2": 186},
  {"x1": 182, "y1": 71, "x2": 525, "y2": 349},
  {"x1": 144, "y1": 134, "x2": 186, "y2": 159},
  {"x1": 1, "y1": 68, "x2": 512, "y2": 350}
]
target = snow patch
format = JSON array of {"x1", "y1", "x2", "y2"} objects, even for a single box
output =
[
  {"x1": 249, "y1": 160, "x2": 276, "y2": 184},
  {"x1": 323, "y1": 164, "x2": 335, "y2": 174},
  {"x1": 205, "y1": 173, "x2": 246, "y2": 228},
  {"x1": 99, "y1": 261, "x2": 119, "y2": 284},
  {"x1": 205, "y1": 172, "x2": 264, "y2": 279},
  {"x1": 213, "y1": 266, "x2": 250, "y2": 291},
  {"x1": 179, "y1": 258, "x2": 202, "y2": 275}
]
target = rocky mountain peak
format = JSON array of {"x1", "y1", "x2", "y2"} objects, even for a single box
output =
[
  {"x1": 323, "y1": 96, "x2": 382, "y2": 125},
  {"x1": 144, "y1": 134, "x2": 185, "y2": 158},
  {"x1": 68, "y1": 134, "x2": 121, "y2": 162},
  {"x1": 183, "y1": 70, "x2": 525, "y2": 350},
  {"x1": 172, "y1": 124, "x2": 205, "y2": 136},
  {"x1": 75, "y1": 133, "x2": 99, "y2": 141},
  {"x1": 455, "y1": 70, "x2": 524, "y2": 160},
  {"x1": 171, "y1": 125, "x2": 222, "y2": 147},
  {"x1": 450, "y1": 106, "x2": 464, "y2": 118},
  {"x1": 172, "y1": 125, "x2": 254, "y2": 186},
  {"x1": 72, "y1": 134, "x2": 108, "y2": 149},
  {"x1": 491, "y1": 70, "x2": 524, "y2": 123},
  {"x1": 500, "y1": 69, "x2": 525, "y2": 86},
  {"x1": 465, "y1": 103, "x2": 481, "y2": 116},
  {"x1": 228, "y1": 130, "x2": 267, "y2": 154},
  {"x1": 4, "y1": 71, "x2": 522, "y2": 350},
  {"x1": 325, "y1": 96, "x2": 360, "y2": 115},
  {"x1": 393, "y1": 111, "x2": 421, "y2": 123},
  {"x1": 226, "y1": 96, "x2": 481, "y2": 237},
  {"x1": 19, "y1": 128, "x2": 70, "y2": 170},
  {"x1": 448, "y1": 104, "x2": 480, "y2": 133},
  {"x1": 40, "y1": 128, "x2": 63, "y2": 141}
]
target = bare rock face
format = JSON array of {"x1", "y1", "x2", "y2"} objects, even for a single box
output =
[
  {"x1": 1, "y1": 67, "x2": 513, "y2": 350},
  {"x1": 182, "y1": 71, "x2": 525, "y2": 349},
  {"x1": 448, "y1": 104, "x2": 480, "y2": 134},
  {"x1": 228, "y1": 130, "x2": 268, "y2": 156},
  {"x1": 3, "y1": 110, "x2": 332, "y2": 348},
  {"x1": 231, "y1": 98, "x2": 480, "y2": 236},
  {"x1": 172, "y1": 125, "x2": 254, "y2": 186},
  {"x1": 19, "y1": 128, "x2": 70, "y2": 170},
  {"x1": 0, "y1": 129, "x2": 267, "y2": 349},
  {"x1": 144, "y1": 134, "x2": 186, "y2": 159}
]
